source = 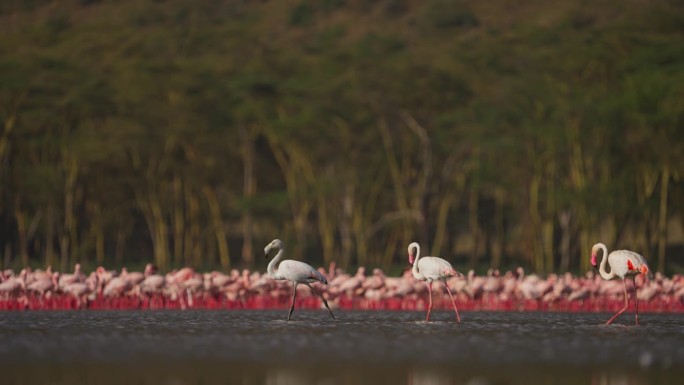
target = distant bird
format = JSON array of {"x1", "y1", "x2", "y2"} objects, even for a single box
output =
[
  {"x1": 264, "y1": 239, "x2": 335, "y2": 321},
  {"x1": 591, "y1": 242, "x2": 650, "y2": 325},
  {"x1": 408, "y1": 242, "x2": 461, "y2": 322}
]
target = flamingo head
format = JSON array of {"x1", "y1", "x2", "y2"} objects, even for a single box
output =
[
  {"x1": 407, "y1": 242, "x2": 419, "y2": 265},
  {"x1": 590, "y1": 244, "x2": 600, "y2": 266},
  {"x1": 264, "y1": 239, "x2": 283, "y2": 258},
  {"x1": 144, "y1": 263, "x2": 158, "y2": 277}
]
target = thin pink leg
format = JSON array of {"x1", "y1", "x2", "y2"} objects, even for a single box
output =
[
  {"x1": 425, "y1": 281, "x2": 433, "y2": 321},
  {"x1": 605, "y1": 278, "x2": 629, "y2": 325},
  {"x1": 305, "y1": 283, "x2": 335, "y2": 320},
  {"x1": 288, "y1": 283, "x2": 298, "y2": 321},
  {"x1": 633, "y1": 276, "x2": 639, "y2": 326},
  {"x1": 443, "y1": 280, "x2": 461, "y2": 323}
]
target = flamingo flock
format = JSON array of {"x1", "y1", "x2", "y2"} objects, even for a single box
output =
[{"x1": 1, "y1": 241, "x2": 682, "y2": 322}]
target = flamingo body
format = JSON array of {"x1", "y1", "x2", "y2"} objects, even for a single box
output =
[
  {"x1": 264, "y1": 239, "x2": 335, "y2": 321},
  {"x1": 412, "y1": 257, "x2": 455, "y2": 282},
  {"x1": 602, "y1": 250, "x2": 649, "y2": 279},
  {"x1": 271, "y1": 259, "x2": 327, "y2": 284},
  {"x1": 408, "y1": 242, "x2": 461, "y2": 322}
]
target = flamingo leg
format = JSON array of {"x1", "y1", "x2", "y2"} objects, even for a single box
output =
[
  {"x1": 288, "y1": 283, "x2": 298, "y2": 321},
  {"x1": 633, "y1": 275, "x2": 639, "y2": 326},
  {"x1": 306, "y1": 283, "x2": 335, "y2": 320},
  {"x1": 604, "y1": 278, "x2": 629, "y2": 325},
  {"x1": 443, "y1": 280, "x2": 461, "y2": 323},
  {"x1": 425, "y1": 281, "x2": 433, "y2": 322}
]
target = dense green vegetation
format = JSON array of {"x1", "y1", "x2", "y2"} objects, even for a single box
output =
[{"x1": 1, "y1": 0, "x2": 682, "y2": 274}]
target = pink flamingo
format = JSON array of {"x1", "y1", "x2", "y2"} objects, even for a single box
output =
[
  {"x1": 264, "y1": 239, "x2": 335, "y2": 321},
  {"x1": 63, "y1": 282, "x2": 90, "y2": 308},
  {"x1": 408, "y1": 242, "x2": 461, "y2": 322},
  {"x1": 137, "y1": 265, "x2": 164, "y2": 307},
  {"x1": 27, "y1": 272, "x2": 57, "y2": 302},
  {"x1": 0, "y1": 270, "x2": 26, "y2": 300},
  {"x1": 103, "y1": 270, "x2": 132, "y2": 297},
  {"x1": 591, "y1": 242, "x2": 650, "y2": 325},
  {"x1": 58, "y1": 263, "x2": 85, "y2": 289}
]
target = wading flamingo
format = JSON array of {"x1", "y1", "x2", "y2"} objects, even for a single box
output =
[
  {"x1": 264, "y1": 239, "x2": 335, "y2": 321},
  {"x1": 408, "y1": 242, "x2": 461, "y2": 322},
  {"x1": 591, "y1": 242, "x2": 650, "y2": 325}
]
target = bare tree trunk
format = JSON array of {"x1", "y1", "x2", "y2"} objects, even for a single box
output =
[
  {"x1": 203, "y1": 185, "x2": 230, "y2": 269},
  {"x1": 378, "y1": 120, "x2": 413, "y2": 247},
  {"x1": 61, "y1": 157, "x2": 78, "y2": 270},
  {"x1": 316, "y1": 178, "x2": 336, "y2": 267},
  {"x1": 351, "y1": 204, "x2": 367, "y2": 269},
  {"x1": 0, "y1": 114, "x2": 16, "y2": 161},
  {"x1": 138, "y1": 191, "x2": 170, "y2": 271},
  {"x1": 264, "y1": 132, "x2": 312, "y2": 259},
  {"x1": 188, "y1": 193, "x2": 202, "y2": 267},
  {"x1": 45, "y1": 203, "x2": 55, "y2": 268},
  {"x1": 353, "y1": 170, "x2": 385, "y2": 269},
  {"x1": 491, "y1": 188, "x2": 505, "y2": 269},
  {"x1": 172, "y1": 175, "x2": 184, "y2": 266},
  {"x1": 529, "y1": 172, "x2": 543, "y2": 273},
  {"x1": 432, "y1": 193, "x2": 455, "y2": 258},
  {"x1": 579, "y1": 227, "x2": 593, "y2": 272},
  {"x1": 240, "y1": 126, "x2": 255, "y2": 266},
  {"x1": 183, "y1": 186, "x2": 195, "y2": 264},
  {"x1": 88, "y1": 201, "x2": 105, "y2": 265},
  {"x1": 3, "y1": 243, "x2": 11, "y2": 270},
  {"x1": 381, "y1": 227, "x2": 401, "y2": 269},
  {"x1": 339, "y1": 185, "x2": 354, "y2": 268},
  {"x1": 468, "y1": 189, "x2": 480, "y2": 270},
  {"x1": 402, "y1": 113, "x2": 432, "y2": 246},
  {"x1": 542, "y1": 220, "x2": 554, "y2": 273},
  {"x1": 114, "y1": 223, "x2": 129, "y2": 267},
  {"x1": 558, "y1": 211, "x2": 571, "y2": 273},
  {"x1": 14, "y1": 205, "x2": 29, "y2": 266},
  {"x1": 657, "y1": 164, "x2": 670, "y2": 273}
]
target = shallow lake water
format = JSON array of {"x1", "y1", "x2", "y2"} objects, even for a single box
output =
[{"x1": 0, "y1": 310, "x2": 682, "y2": 384}]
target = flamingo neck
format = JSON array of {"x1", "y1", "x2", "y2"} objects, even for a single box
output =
[
  {"x1": 597, "y1": 244, "x2": 616, "y2": 280},
  {"x1": 412, "y1": 244, "x2": 421, "y2": 277},
  {"x1": 267, "y1": 248, "x2": 283, "y2": 278}
]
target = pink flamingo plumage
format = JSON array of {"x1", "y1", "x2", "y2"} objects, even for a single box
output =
[
  {"x1": 408, "y1": 242, "x2": 461, "y2": 322},
  {"x1": 591, "y1": 242, "x2": 650, "y2": 325}
]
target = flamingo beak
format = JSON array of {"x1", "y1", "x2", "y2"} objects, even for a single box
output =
[
  {"x1": 590, "y1": 253, "x2": 597, "y2": 266},
  {"x1": 408, "y1": 254, "x2": 415, "y2": 265}
]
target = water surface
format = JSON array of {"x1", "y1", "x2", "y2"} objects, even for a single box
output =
[{"x1": 0, "y1": 310, "x2": 681, "y2": 384}]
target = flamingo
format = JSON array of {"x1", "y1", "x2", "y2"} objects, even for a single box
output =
[
  {"x1": 264, "y1": 239, "x2": 335, "y2": 321},
  {"x1": 408, "y1": 242, "x2": 461, "y2": 322},
  {"x1": 591, "y1": 242, "x2": 650, "y2": 325}
]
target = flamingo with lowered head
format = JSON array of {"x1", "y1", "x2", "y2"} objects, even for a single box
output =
[
  {"x1": 264, "y1": 239, "x2": 335, "y2": 321},
  {"x1": 591, "y1": 242, "x2": 650, "y2": 325},
  {"x1": 408, "y1": 242, "x2": 461, "y2": 322}
]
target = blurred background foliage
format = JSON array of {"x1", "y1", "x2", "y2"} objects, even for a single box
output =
[{"x1": 0, "y1": 0, "x2": 682, "y2": 275}]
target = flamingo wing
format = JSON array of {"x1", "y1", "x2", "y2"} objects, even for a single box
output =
[
  {"x1": 609, "y1": 250, "x2": 649, "y2": 278},
  {"x1": 417, "y1": 257, "x2": 455, "y2": 281},
  {"x1": 278, "y1": 260, "x2": 327, "y2": 284}
]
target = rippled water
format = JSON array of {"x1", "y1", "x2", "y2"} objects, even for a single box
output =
[{"x1": 0, "y1": 310, "x2": 682, "y2": 384}]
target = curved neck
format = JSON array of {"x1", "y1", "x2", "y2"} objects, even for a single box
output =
[
  {"x1": 597, "y1": 244, "x2": 616, "y2": 280},
  {"x1": 412, "y1": 244, "x2": 421, "y2": 276},
  {"x1": 267, "y1": 248, "x2": 284, "y2": 278}
]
